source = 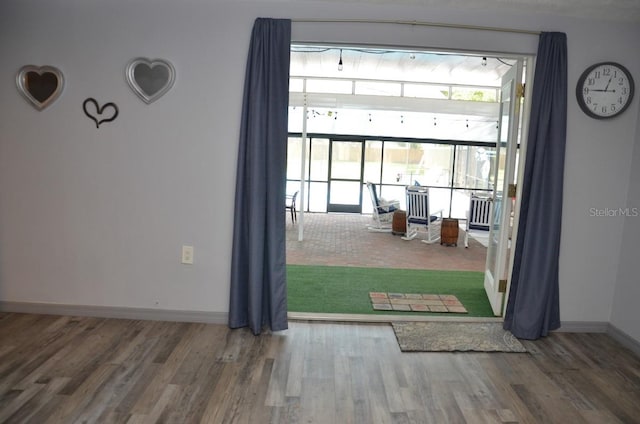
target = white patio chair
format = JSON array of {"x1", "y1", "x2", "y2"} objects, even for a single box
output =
[
  {"x1": 285, "y1": 191, "x2": 298, "y2": 223},
  {"x1": 365, "y1": 182, "x2": 400, "y2": 232},
  {"x1": 402, "y1": 185, "x2": 443, "y2": 244},
  {"x1": 465, "y1": 193, "x2": 492, "y2": 248}
]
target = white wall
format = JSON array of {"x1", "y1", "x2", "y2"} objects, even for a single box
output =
[
  {"x1": 611, "y1": 101, "x2": 640, "y2": 342},
  {"x1": 0, "y1": 0, "x2": 638, "y2": 339},
  {"x1": 559, "y1": 21, "x2": 640, "y2": 330}
]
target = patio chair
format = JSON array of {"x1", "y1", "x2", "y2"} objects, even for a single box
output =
[
  {"x1": 286, "y1": 191, "x2": 298, "y2": 223},
  {"x1": 402, "y1": 185, "x2": 443, "y2": 244},
  {"x1": 464, "y1": 193, "x2": 492, "y2": 247},
  {"x1": 366, "y1": 182, "x2": 399, "y2": 232}
]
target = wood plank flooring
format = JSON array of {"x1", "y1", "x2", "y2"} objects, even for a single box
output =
[{"x1": 1, "y1": 313, "x2": 639, "y2": 423}]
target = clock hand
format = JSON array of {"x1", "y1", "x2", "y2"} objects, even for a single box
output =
[
  {"x1": 589, "y1": 89, "x2": 616, "y2": 92},
  {"x1": 604, "y1": 76, "x2": 613, "y2": 91}
]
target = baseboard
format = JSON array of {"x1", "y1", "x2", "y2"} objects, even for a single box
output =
[
  {"x1": 607, "y1": 323, "x2": 640, "y2": 358},
  {"x1": 556, "y1": 321, "x2": 610, "y2": 333},
  {"x1": 2, "y1": 303, "x2": 638, "y2": 356},
  {"x1": 0, "y1": 301, "x2": 228, "y2": 325},
  {"x1": 555, "y1": 321, "x2": 640, "y2": 357}
]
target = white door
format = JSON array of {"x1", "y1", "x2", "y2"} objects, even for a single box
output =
[{"x1": 484, "y1": 60, "x2": 524, "y2": 316}]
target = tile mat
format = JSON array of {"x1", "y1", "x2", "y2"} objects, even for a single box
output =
[{"x1": 370, "y1": 292, "x2": 468, "y2": 313}]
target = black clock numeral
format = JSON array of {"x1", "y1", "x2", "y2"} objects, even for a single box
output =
[
  {"x1": 594, "y1": 71, "x2": 601, "y2": 79},
  {"x1": 601, "y1": 105, "x2": 608, "y2": 114},
  {"x1": 586, "y1": 96, "x2": 592, "y2": 105},
  {"x1": 583, "y1": 87, "x2": 590, "y2": 95},
  {"x1": 619, "y1": 97, "x2": 624, "y2": 104},
  {"x1": 603, "y1": 68, "x2": 611, "y2": 76},
  {"x1": 587, "y1": 77, "x2": 596, "y2": 86},
  {"x1": 611, "y1": 104, "x2": 617, "y2": 112},
  {"x1": 622, "y1": 87, "x2": 628, "y2": 95}
]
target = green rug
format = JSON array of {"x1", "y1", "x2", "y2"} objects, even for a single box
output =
[{"x1": 287, "y1": 265, "x2": 494, "y2": 317}]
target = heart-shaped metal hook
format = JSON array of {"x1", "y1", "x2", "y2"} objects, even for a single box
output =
[
  {"x1": 83, "y1": 98, "x2": 119, "y2": 128},
  {"x1": 126, "y1": 58, "x2": 175, "y2": 104},
  {"x1": 16, "y1": 65, "x2": 65, "y2": 110}
]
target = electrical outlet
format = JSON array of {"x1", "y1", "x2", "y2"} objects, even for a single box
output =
[{"x1": 181, "y1": 245, "x2": 194, "y2": 264}]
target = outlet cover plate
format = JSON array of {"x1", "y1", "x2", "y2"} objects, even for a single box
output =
[{"x1": 181, "y1": 245, "x2": 194, "y2": 264}]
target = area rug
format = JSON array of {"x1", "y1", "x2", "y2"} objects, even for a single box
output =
[
  {"x1": 391, "y1": 321, "x2": 527, "y2": 352},
  {"x1": 287, "y1": 265, "x2": 494, "y2": 317},
  {"x1": 370, "y1": 292, "x2": 468, "y2": 313}
]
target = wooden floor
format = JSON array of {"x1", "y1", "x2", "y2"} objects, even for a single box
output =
[{"x1": 1, "y1": 313, "x2": 639, "y2": 423}]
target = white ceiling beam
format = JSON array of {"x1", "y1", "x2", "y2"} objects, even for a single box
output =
[{"x1": 289, "y1": 92, "x2": 499, "y2": 118}]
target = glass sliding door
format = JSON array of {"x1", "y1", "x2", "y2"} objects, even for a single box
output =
[{"x1": 327, "y1": 140, "x2": 364, "y2": 213}]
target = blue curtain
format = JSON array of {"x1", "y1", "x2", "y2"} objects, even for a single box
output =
[
  {"x1": 504, "y1": 32, "x2": 567, "y2": 340},
  {"x1": 229, "y1": 18, "x2": 291, "y2": 335}
]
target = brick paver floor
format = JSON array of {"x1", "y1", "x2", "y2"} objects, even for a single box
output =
[{"x1": 286, "y1": 213, "x2": 486, "y2": 272}]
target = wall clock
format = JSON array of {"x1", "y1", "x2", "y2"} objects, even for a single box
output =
[{"x1": 576, "y1": 62, "x2": 634, "y2": 119}]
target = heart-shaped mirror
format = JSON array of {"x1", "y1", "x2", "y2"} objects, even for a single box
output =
[
  {"x1": 16, "y1": 65, "x2": 65, "y2": 110},
  {"x1": 126, "y1": 58, "x2": 175, "y2": 104}
]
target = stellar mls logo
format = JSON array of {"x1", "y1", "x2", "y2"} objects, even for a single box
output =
[{"x1": 589, "y1": 207, "x2": 639, "y2": 217}]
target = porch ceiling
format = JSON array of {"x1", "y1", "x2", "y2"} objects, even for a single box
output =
[{"x1": 291, "y1": 46, "x2": 515, "y2": 87}]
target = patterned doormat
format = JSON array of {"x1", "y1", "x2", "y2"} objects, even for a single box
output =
[
  {"x1": 369, "y1": 292, "x2": 467, "y2": 313},
  {"x1": 392, "y1": 322, "x2": 527, "y2": 352}
]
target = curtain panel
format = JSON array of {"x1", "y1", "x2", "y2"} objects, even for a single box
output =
[
  {"x1": 504, "y1": 32, "x2": 568, "y2": 340},
  {"x1": 229, "y1": 18, "x2": 291, "y2": 335}
]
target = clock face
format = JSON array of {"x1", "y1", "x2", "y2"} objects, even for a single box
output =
[{"x1": 576, "y1": 62, "x2": 635, "y2": 119}]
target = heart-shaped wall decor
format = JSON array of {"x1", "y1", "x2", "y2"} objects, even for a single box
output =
[
  {"x1": 83, "y1": 98, "x2": 119, "y2": 128},
  {"x1": 125, "y1": 58, "x2": 175, "y2": 104},
  {"x1": 16, "y1": 65, "x2": 65, "y2": 110}
]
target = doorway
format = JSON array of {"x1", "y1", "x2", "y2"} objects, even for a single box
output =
[
  {"x1": 328, "y1": 140, "x2": 364, "y2": 213},
  {"x1": 286, "y1": 44, "x2": 530, "y2": 320}
]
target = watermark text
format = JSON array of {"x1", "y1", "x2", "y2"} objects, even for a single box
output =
[{"x1": 589, "y1": 207, "x2": 639, "y2": 217}]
